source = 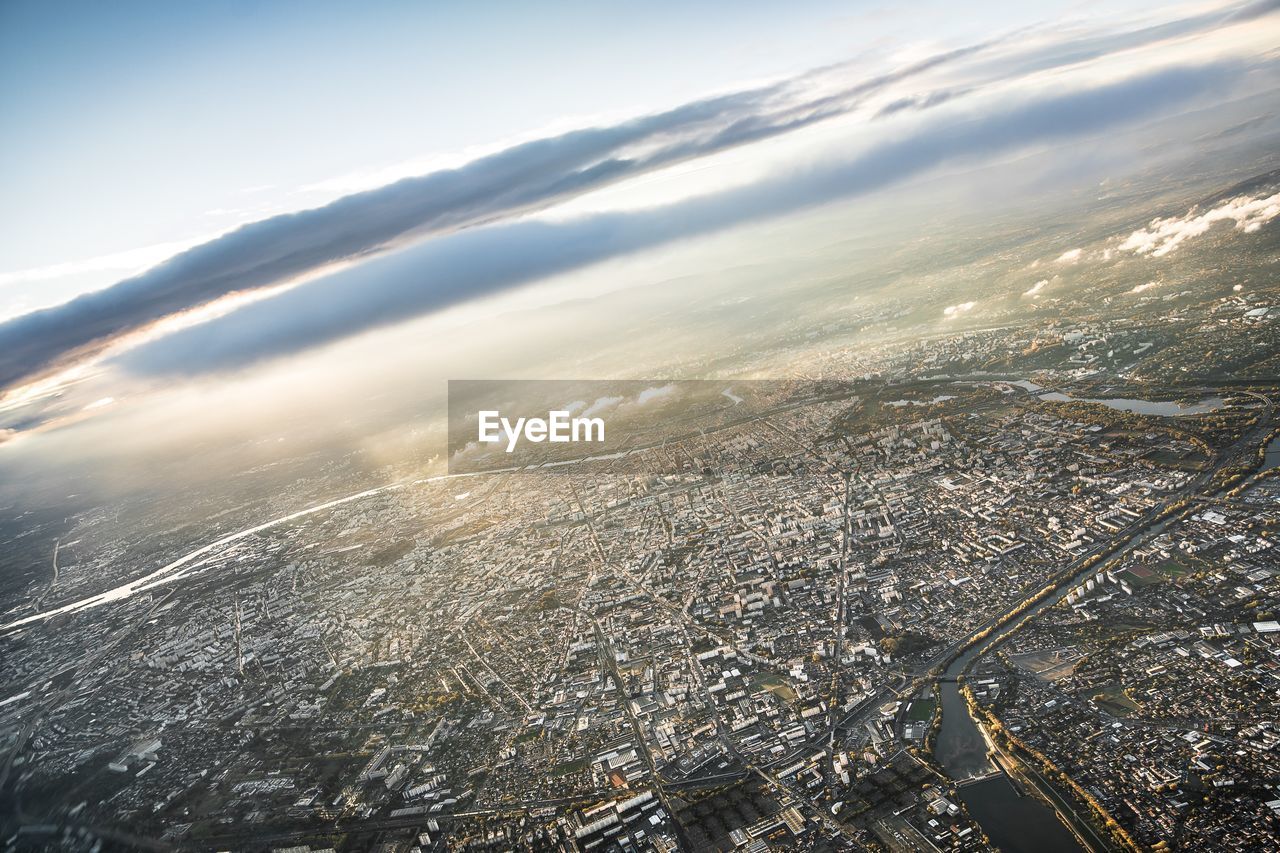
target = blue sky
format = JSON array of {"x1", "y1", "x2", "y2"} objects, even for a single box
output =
[{"x1": 4, "y1": 1, "x2": 871, "y2": 268}]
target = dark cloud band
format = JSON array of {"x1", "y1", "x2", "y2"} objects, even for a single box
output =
[
  {"x1": 117, "y1": 60, "x2": 1245, "y2": 378},
  {"x1": 0, "y1": 45, "x2": 993, "y2": 394}
]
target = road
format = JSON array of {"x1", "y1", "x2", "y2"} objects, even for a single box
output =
[
  {"x1": 4, "y1": 380, "x2": 1271, "y2": 849},
  {"x1": 593, "y1": 617, "x2": 695, "y2": 850},
  {"x1": 923, "y1": 389, "x2": 1276, "y2": 851}
]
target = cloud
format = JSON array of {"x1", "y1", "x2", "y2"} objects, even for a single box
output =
[
  {"x1": 875, "y1": 88, "x2": 971, "y2": 119},
  {"x1": 1024, "y1": 279, "x2": 1048, "y2": 297},
  {"x1": 943, "y1": 301, "x2": 977, "y2": 319},
  {"x1": 1117, "y1": 190, "x2": 1280, "y2": 257},
  {"x1": 1, "y1": 0, "x2": 1273, "y2": 399},
  {"x1": 1229, "y1": 0, "x2": 1280, "y2": 22},
  {"x1": 582, "y1": 396, "x2": 624, "y2": 418},
  {"x1": 82, "y1": 396, "x2": 116, "y2": 411},
  {"x1": 635, "y1": 384, "x2": 678, "y2": 406},
  {"x1": 1055, "y1": 248, "x2": 1083, "y2": 264},
  {"x1": 0, "y1": 46, "x2": 997, "y2": 395},
  {"x1": 115, "y1": 60, "x2": 1247, "y2": 379},
  {"x1": 0, "y1": 236, "x2": 215, "y2": 289}
]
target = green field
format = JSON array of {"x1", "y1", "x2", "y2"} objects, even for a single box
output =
[
  {"x1": 1089, "y1": 683, "x2": 1141, "y2": 717},
  {"x1": 906, "y1": 698, "x2": 936, "y2": 722},
  {"x1": 1154, "y1": 557, "x2": 1196, "y2": 577}
]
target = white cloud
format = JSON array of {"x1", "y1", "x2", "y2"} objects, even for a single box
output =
[
  {"x1": 1118, "y1": 191, "x2": 1280, "y2": 257},
  {"x1": 636, "y1": 384, "x2": 678, "y2": 406},
  {"x1": 1130, "y1": 280, "x2": 1159, "y2": 293},
  {"x1": 0, "y1": 237, "x2": 211, "y2": 289},
  {"x1": 943, "y1": 301, "x2": 976, "y2": 319},
  {"x1": 1055, "y1": 248, "x2": 1083, "y2": 264},
  {"x1": 582, "y1": 396, "x2": 624, "y2": 417},
  {"x1": 1024, "y1": 279, "x2": 1048, "y2": 297}
]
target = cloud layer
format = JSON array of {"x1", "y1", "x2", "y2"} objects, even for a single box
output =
[
  {"x1": 0, "y1": 0, "x2": 1274, "y2": 405},
  {"x1": 0, "y1": 45, "x2": 995, "y2": 393},
  {"x1": 1118, "y1": 190, "x2": 1280, "y2": 256},
  {"x1": 117, "y1": 60, "x2": 1246, "y2": 377}
]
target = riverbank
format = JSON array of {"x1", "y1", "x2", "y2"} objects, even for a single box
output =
[
  {"x1": 963, "y1": 682, "x2": 1138, "y2": 853},
  {"x1": 925, "y1": 389, "x2": 1276, "y2": 850}
]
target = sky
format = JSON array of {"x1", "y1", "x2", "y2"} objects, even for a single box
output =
[
  {"x1": 1, "y1": 0, "x2": 1278, "y2": 456},
  {"x1": 0, "y1": 0, "x2": 1179, "y2": 304}
]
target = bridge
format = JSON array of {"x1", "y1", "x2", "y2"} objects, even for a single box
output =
[{"x1": 956, "y1": 770, "x2": 1003, "y2": 788}]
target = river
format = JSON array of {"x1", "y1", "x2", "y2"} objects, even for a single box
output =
[
  {"x1": 1263, "y1": 434, "x2": 1280, "y2": 472},
  {"x1": 933, "y1": 395, "x2": 1276, "y2": 850},
  {"x1": 1002, "y1": 380, "x2": 1224, "y2": 416},
  {"x1": 931, "y1": 501, "x2": 1189, "y2": 851},
  {"x1": 934, "y1": 678, "x2": 1085, "y2": 853},
  {"x1": 1036, "y1": 393, "x2": 1224, "y2": 416}
]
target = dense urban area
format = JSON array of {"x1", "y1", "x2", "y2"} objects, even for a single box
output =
[{"x1": 2, "y1": 175, "x2": 1279, "y2": 853}]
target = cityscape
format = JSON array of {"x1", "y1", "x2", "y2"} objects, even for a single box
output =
[{"x1": 2, "y1": 1, "x2": 1280, "y2": 851}]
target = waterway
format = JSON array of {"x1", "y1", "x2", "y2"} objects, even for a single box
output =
[
  {"x1": 1263, "y1": 434, "x2": 1280, "y2": 473},
  {"x1": 933, "y1": 400, "x2": 1276, "y2": 851},
  {"x1": 934, "y1": 678, "x2": 1085, "y2": 853},
  {"x1": 1036, "y1": 393, "x2": 1224, "y2": 416},
  {"x1": 933, "y1": 501, "x2": 1188, "y2": 851},
  {"x1": 1002, "y1": 380, "x2": 1224, "y2": 416}
]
